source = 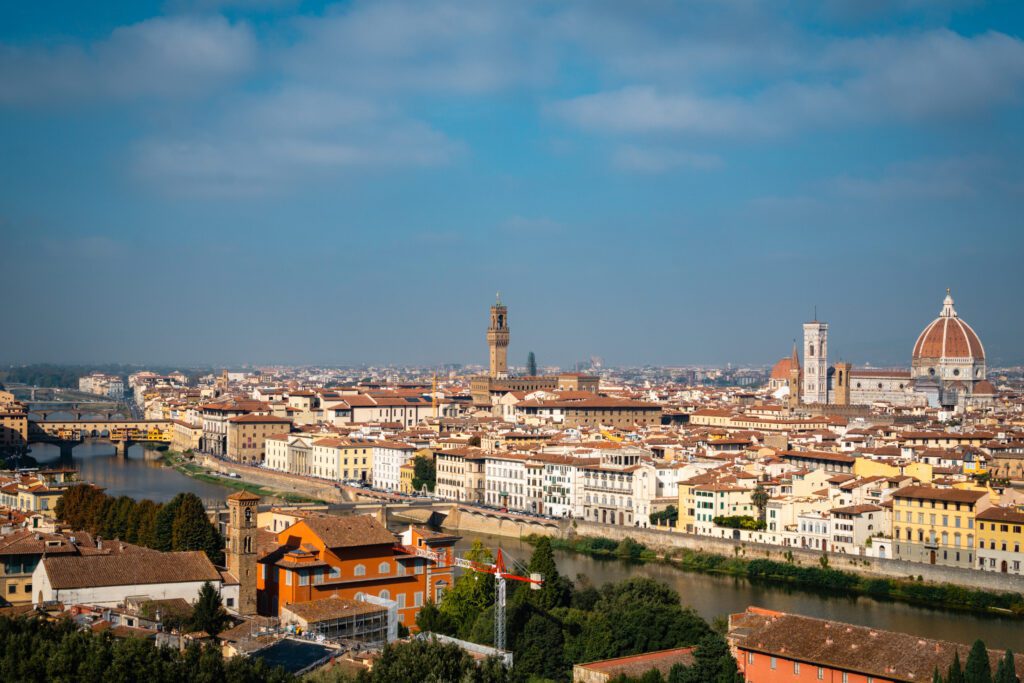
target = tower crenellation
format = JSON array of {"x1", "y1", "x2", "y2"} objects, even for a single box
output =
[{"x1": 487, "y1": 293, "x2": 510, "y2": 379}]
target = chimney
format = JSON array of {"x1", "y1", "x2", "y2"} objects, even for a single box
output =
[{"x1": 97, "y1": 537, "x2": 103, "y2": 550}]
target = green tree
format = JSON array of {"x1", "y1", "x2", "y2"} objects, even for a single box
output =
[
  {"x1": 965, "y1": 639, "x2": 993, "y2": 683},
  {"x1": 368, "y1": 637, "x2": 474, "y2": 683},
  {"x1": 526, "y1": 352, "x2": 537, "y2": 376},
  {"x1": 154, "y1": 494, "x2": 183, "y2": 552},
  {"x1": 438, "y1": 541, "x2": 494, "y2": 639},
  {"x1": 414, "y1": 601, "x2": 456, "y2": 635},
  {"x1": 525, "y1": 536, "x2": 571, "y2": 610},
  {"x1": 171, "y1": 493, "x2": 224, "y2": 564},
  {"x1": 994, "y1": 649, "x2": 1019, "y2": 683},
  {"x1": 650, "y1": 505, "x2": 679, "y2": 527},
  {"x1": 670, "y1": 632, "x2": 740, "y2": 683},
  {"x1": 190, "y1": 581, "x2": 229, "y2": 636},
  {"x1": 411, "y1": 453, "x2": 436, "y2": 493},
  {"x1": 750, "y1": 483, "x2": 769, "y2": 523},
  {"x1": 948, "y1": 651, "x2": 965, "y2": 683},
  {"x1": 512, "y1": 610, "x2": 566, "y2": 681}
]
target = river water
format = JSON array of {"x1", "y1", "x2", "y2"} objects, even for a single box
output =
[
  {"x1": 452, "y1": 531, "x2": 1024, "y2": 652},
  {"x1": 26, "y1": 434, "x2": 1023, "y2": 650},
  {"x1": 30, "y1": 441, "x2": 231, "y2": 506}
]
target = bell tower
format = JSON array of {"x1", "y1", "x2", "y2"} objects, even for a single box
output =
[
  {"x1": 487, "y1": 293, "x2": 510, "y2": 379},
  {"x1": 802, "y1": 319, "x2": 829, "y2": 405},
  {"x1": 225, "y1": 490, "x2": 260, "y2": 615}
]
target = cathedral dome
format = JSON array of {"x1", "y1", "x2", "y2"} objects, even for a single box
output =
[
  {"x1": 912, "y1": 290, "x2": 985, "y2": 361},
  {"x1": 770, "y1": 357, "x2": 796, "y2": 380}
]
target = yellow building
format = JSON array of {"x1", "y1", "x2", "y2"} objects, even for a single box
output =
[
  {"x1": 976, "y1": 506, "x2": 1024, "y2": 575},
  {"x1": 853, "y1": 458, "x2": 933, "y2": 484},
  {"x1": 399, "y1": 461, "x2": 416, "y2": 493},
  {"x1": 891, "y1": 485, "x2": 990, "y2": 568}
]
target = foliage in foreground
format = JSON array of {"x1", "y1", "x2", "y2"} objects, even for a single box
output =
[{"x1": 0, "y1": 615, "x2": 289, "y2": 683}]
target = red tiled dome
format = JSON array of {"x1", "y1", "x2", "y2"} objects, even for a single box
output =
[
  {"x1": 770, "y1": 357, "x2": 796, "y2": 380},
  {"x1": 912, "y1": 291, "x2": 985, "y2": 361}
]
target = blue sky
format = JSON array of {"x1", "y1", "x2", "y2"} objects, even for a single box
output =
[{"x1": 2, "y1": 0, "x2": 1023, "y2": 368}]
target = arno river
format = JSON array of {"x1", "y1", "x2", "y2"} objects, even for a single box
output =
[{"x1": 29, "y1": 441, "x2": 1024, "y2": 651}]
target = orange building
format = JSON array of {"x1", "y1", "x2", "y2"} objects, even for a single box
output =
[
  {"x1": 728, "y1": 607, "x2": 1024, "y2": 683},
  {"x1": 256, "y1": 513, "x2": 457, "y2": 628}
]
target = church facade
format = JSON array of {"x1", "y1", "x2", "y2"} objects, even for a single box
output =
[{"x1": 770, "y1": 290, "x2": 994, "y2": 411}]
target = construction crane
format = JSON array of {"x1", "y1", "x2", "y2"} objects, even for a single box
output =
[{"x1": 394, "y1": 543, "x2": 542, "y2": 652}]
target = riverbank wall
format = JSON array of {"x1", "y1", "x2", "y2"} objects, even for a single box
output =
[
  {"x1": 561, "y1": 521, "x2": 1024, "y2": 594},
  {"x1": 196, "y1": 456, "x2": 347, "y2": 504},
  {"x1": 442, "y1": 506, "x2": 561, "y2": 538}
]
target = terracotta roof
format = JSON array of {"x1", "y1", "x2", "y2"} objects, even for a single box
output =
[
  {"x1": 912, "y1": 291, "x2": 985, "y2": 360},
  {"x1": 43, "y1": 551, "x2": 220, "y2": 589},
  {"x1": 977, "y1": 506, "x2": 1024, "y2": 524},
  {"x1": 891, "y1": 485, "x2": 988, "y2": 504},
  {"x1": 227, "y1": 490, "x2": 261, "y2": 502},
  {"x1": 296, "y1": 514, "x2": 396, "y2": 549},
  {"x1": 283, "y1": 595, "x2": 386, "y2": 623},
  {"x1": 730, "y1": 608, "x2": 1023, "y2": 682},
  {"x1": 575, "y1": 647, "x2": 696, "y2": 678}
]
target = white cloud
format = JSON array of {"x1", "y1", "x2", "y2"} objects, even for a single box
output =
[
  {"x1": 551, "y1": 30, "x2": 1024, "y2": 138},
  {"x1": 282, "y1": 0, "x2": 553, "y2": 93},
  {"x1": 0, "y1": 16, "x2": 256, "y2": 105},
  {"x1": 612, "y1": 145, "x2": 723, "y2": 173}
]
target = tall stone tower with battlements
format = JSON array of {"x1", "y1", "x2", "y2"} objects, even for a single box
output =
[
  {"x1": 225, "y1": 490, "x2": 260, "y2": 615},
  {"x1": 802, "y1": 320, "x2": 829, "y2": 405},
  {"x1": 487, "y1": 294, "x2": 510, "y2": 379}
]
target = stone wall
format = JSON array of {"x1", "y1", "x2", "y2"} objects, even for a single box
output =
[
  {"x1": 442, "y1": 506, "x2": 560, "y2": 538},
  {"x1": 200, "y1": 456, "x2": 346, "y2": 503},
  {"x1": 564, "y1": 521, "x2": 1024, "y2": 593}
]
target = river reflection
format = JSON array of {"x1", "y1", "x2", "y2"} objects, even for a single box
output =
[
  {"x1": 452, "y1": 530, "x2": 1024, "y2": 652},
  {"x1": 30, "y1": 441, "x2": 232, "y2": 505}
]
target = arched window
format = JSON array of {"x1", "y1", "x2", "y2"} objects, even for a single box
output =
[
  {"x1": 379, "y1": 590, "x2": 390, "y2": 600},
  {"x1": 378, "y1": 561, "x2": 391, "y2": 574},
  {"x1": 809, "y1": 344, "x2": 815, "y2": 357},
  {"x1": 354, "y1": 592, "x2": 365, "y2": 601},
  {"x1": 354, "y1": 564, "x2": 366, "y2": 577}
]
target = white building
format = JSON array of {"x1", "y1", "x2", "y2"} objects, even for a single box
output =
[
  {"x1": 372, "y1": 441, "x2": 416, "y2": 491},
  {"x1": 265, "y1": 434, "x2": 312, "y2": 475},
  {"x1": 32, "y1": 550, "x2": 237, "y2": 610},
  {"x1": 484, "y1": 453, "x2": 529, "y2": 510},
  {"x1": 802, "y1": 321, "x2": 829, "y2": 404}
]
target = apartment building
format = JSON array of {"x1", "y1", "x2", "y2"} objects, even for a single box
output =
[
  {"x1": 484, "y1": 453, "x2": 529, "y2": 510},
  {"x1": 892, "y1": 485, "x2": 990, "y2": 568},
  {"x1": 976, "y1": 506, "x2": 1024, "y2": 575},
  {"x1": 226, "y1": 414, "x2": 292, "y2": 464},
  {"x1": 372, "y1": 442, "x2": 416, "y2": 491},
  {"x1": 435, "y1": 448, "x2": 486, "y2": 503}
]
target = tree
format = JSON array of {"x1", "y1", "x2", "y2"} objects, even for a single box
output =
[
  {"x1": 171, "y1": 493, "x2": 224, "y2": 565},
  {"x1": 512, "y1": 610, "x2": 566, "y2": 681},
  {"x1": 526, "y1": 352, "x2": 537, "y2": 376},
  {"x1": 965, "y1": 639, "x2": 993, "y2": 683},
  {"x1": 411, "y1": 454, "x2": 436, "y2": 493},
  {"x1": 190, "y1": 581, "x2": 228, "y2": 636},
  {"x1": 994, "y1": 649, "x2": 1019, "y2": 683},
  {"x1": 414, "y1": 601, "x2": 456, "y2": 636},
  {"x1": 948, "y1": 651, "x2": 965, "y2": 683},
  {"x1": 670, "y1": 632, "x2": 740, "y2": 683},
  {"x1": 154, "y1": 494, "x2": 183, "y2": 552},
  {"x1": 368, "y1": 637, "x2": 476, "y2": 683},
  {"x1": 650, "y1": 505, "x2": 679, "y2": 528},
  {"x1": 751, "y1": 484, "x2": 769, "y2": 523},
  {"x1": 438, "y1": 541, "x2": 495, "y2": 639},
  {"x1": 525, "y1": 537, "x2": 571, "y2": 610}
]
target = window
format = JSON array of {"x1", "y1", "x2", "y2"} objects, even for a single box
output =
[
  {"x1": 226, "y1": 597, "x2": 235, "y2": 608},
  {"x1": 747, "y1": 653, "x2": 754, "y2": 664},
  {"x1": 770, "y1": 657, "x2": 777, "y2": 670},
  {"x1": 285, "y1": 570, "x2": 292, "y2": 586},
  {"x1": 818, "y1": 667, "x2": 824, "y2": 680},
  {"x1": 794, "y1": 662, "x2": 800, "y2": 674},
  {"x1": 6, "y1": 585, "x2": 13, "y2": 595},
  {"x1": 378, "y1": 561, "x2": 391, "y2": 575},
  {"x1": 331, "y1": 566, "x2": 341, "y2": 579},
  {"x1": 379, "y1": 590, "x2": 390, "y2": 600},
  {"x1": 299, "y1": 571, "x2": 309, "y2": 586},
  {"x1": 843, "y1": 673, "x2": 849, "y2": 683},
  {"x1": 415, "y1": 591, "x2": 424, "y2": 607},
  {"x1": 260, "y1": 564, "x2": 266, "y2": 580},
  {"x1": 354, "y1": 564, "x2": 366, "y2": 577}
]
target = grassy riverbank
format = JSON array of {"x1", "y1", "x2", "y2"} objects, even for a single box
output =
[
  {"x1": 527, "y1": 533, "x2": 1024, "y2": 618},
  {"x1": 160, "y1": 450, "x2": 324, "y2": 504}
]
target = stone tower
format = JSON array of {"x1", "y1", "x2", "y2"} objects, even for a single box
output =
[
  {"x1": 225, "y1": 490, "x2": 260, "y2": 615},
  {"x1": 487, "y1": 294, "x2": 510, "y2": 379},
  {"x1": 802, "y1": 320, "x2": 829, "y2": 405},
  {"x1": 833, "y1": 361, "x2": 852, "y2": 406},
  {"x1": 786, "y1": 343, "x2": 801, "y2": 409}
]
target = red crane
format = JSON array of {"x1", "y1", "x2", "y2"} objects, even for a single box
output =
[{"x1": 395, "y1": 543, "x2": 542, "y2": 651}]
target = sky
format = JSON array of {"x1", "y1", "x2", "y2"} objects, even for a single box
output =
[{"x1": 2, "y1": 0, "x2": 1023, "y2": 369}]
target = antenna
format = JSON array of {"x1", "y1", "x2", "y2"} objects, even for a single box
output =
[{"x1": 813, "y1": 305, "x2": 817, "y2": 322}]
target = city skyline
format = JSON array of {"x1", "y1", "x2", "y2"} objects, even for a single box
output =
[{"x1": 3, "y1": 1, "x2": 1023, "y2": 366}]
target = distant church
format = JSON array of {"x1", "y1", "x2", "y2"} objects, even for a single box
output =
[
  {"x1": 770, "y1": 290, "x2": 996, "y2": 411},
  {"x1": 470, "y1": 295, "x2": 599, "y2": 407}
]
